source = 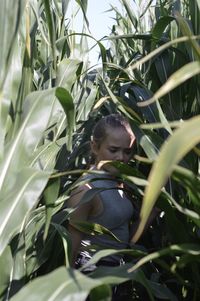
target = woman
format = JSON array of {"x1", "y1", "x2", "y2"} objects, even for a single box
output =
[
  {"x1": 67, "y1": 113, "x2": 136, "y2": 266},
  {"x1": 67, "y1": 113, "x2": 158, "y2": 299}
]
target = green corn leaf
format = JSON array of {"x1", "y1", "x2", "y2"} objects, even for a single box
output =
[
  {"x1": 0, "y1": 98, "x2": 10, "y2": 160},
  {"x1": 43, "y1": 0, "x2": 57, "y2": 69},
  {"x1": 43, "y1": 178, "x2": 60, "y2": 241},
  {"x1": 11, "y1": 232, "x2": 26, "y2": 281},
  {"x1": 121, "y1": 0, "x2": 138, "y2": 28},
  {"x1": 61, "y1": 0, "x2": 70, "y2": 17},
  {"x1": 51, "y1": 223, "x2": 72, "y2": 268},
  {"x1": 176, "y1": 13, "x2": 200, "y2": 59},
  {"x1": 0, "y1": 168, "x2": 50, "y2": 256},
  {"x1": 0, "y1": 88, "x2": 56, "y2": 192},
  {"x1": 92, "y1": 264, "x2": 156, "y2": 300},
  {"x1": 133, "y1": 115, "x2": 200, "y2": 242},
  {"x1": 55, "y1": 87, "x2": 75, "y2": 151},
  {"x1": 56, "y1": 58, "x2": 81, "y2": 90},
  {"x1": 148, "y1": 282, "x2": 178, "y2": 301},
  {"x1": 197, "y1": 0, "x2": 200, "y2": 11},
  {"x1": 128, "y1": 243, "x2": 200, "y2": 273},
  {"x1": 80, "y1": 248, "x2": 145, "y2": 272},
  {"x1": 173, "y1": 165, "x2": 200, "y2": 208},
  {"x1": 75, "y1": 0, "x2": 89, "y2": 29},
  {"x1": 31, "y1": 138, "x2": 64, "y2": 171},
  {"x1": 0, "y1": 88, "x2": 57, "y2": 255},
  {"x1": 10, "y1": 267, "x2": 103, "y2": 301},
  {"x1": 0, "y1": 0, "x2": 26, "y2": 90},
  {"x1": 70, "y1": 220, "x2": 121, "y2": 242},
  {"x1": 151, "y1": 16, "x2": 175, "y2": 49},
  {"x1": 127, "y1": 36, "x2": 199, "y2": 74},
  {"x1": 76, "y1": 86, "x2": 97, "y2": 121},
  {"x1": 0, "y1": 246, "x2": 13, "y2": 296},
  {"x1": 13, "y1": 2, "x2": 33, "y2": 136},
  {"x1": 89, "y1": 285, "x2": 112, "y2": 301},
  {"x1": 138, "y1": 61, "x2": 200, "y2": 107}
]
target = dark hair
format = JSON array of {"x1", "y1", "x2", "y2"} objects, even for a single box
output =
[{"x1": 92, "y1": 113, "x2": 134, "y2": 148}]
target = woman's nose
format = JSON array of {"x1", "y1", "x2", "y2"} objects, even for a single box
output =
[{"x1": 116, "y1": 151, "x2": 124, "y2": 162}]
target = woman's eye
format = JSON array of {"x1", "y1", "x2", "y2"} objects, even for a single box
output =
[
  {"x1": 124, "y1": 149, "x2": 132, "y2": 155},
  {"x1": 109, "y1": 148, "x2": 117, "y2": 153}
]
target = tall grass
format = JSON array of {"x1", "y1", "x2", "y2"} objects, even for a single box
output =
[{"x1": 0, "y1": 0, "x2": 200, "y2": 300}]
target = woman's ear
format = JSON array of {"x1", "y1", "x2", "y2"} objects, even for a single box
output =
[{"x1": 90, "y1": 140, "x2": 98, "y2": 155}]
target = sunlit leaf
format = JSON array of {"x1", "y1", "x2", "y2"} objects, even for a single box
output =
[
  {"x1": 55, "y1": 87, "x2": 75, "y2": 151},
  {"x1": 0, "y1": 0, "x2": 26, "y2": 90},
  {"x1": 0, "y1": 246, "x2": 12, "y2": 296},
  {"x1": 0, "y1": 88, "x2": 56, "y2": 191},
  {"x1": 10, "y1": 267, "x2": 103, "y2": 301},
  {"x1": 90, "y1": 264, "x2": 155, "y2": 301},
  {"x1": 43, "y1": 178, "x2": 60, "y2": 241},
  {"x1": 0, "y1": 98, "x2": 10, "y2": 159},
  {"x1": 70, "y1": 220, "x2": 121, "y2": 242},
  {"x1": 151, "y1": 16, "x2": 175, "y2": 49},
  {"x1": 75, "y1": 0, "x2": 89, "y2": 28},
  {"x1": 43, "y1": 0, "x2": 57, "y2": 69},
  {"x1": 80, "y1": 248, "x2": 145, "y2": 272},
  {"x1": 128, "y1": 243, "x2": 200, "y2": 273},
  {"x1": 56, "y1": 58, "x2": 81, "y2": 90},
  {"x1": 0, "y1": 168, "x2": 50, "y2": 256},
  {"x1": 133, "y1": 115, "x2": 200, "y2": 241},
  {"x1": 138, "y1": 61, "x2": 200, "y2": 107}
]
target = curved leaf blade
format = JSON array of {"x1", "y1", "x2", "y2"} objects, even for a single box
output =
[
  {"x1": 55, "y1": 87, "x2": 75, "y2": 151},
  {"x1": 55, "y1": 58, "x2": 81, "y2": 90},
  {"x1": 10, "y1": 267, "x2": 103, "y2": 301},
  {"x1": 133, "y1": 115, "x2": 200, "y2": 241},
  {"x1": 0, "y1": 88, "x2": 56, "y2": 191},
  {"x1": 151, "y1": 16, "x2": 175, "y2": 49},
  {"x1": 0, "y1": 0, "x2": 26, "y2": 90},
  {"x1": 138, "y1": 61, "x2": 200, "y2": 107},
  {"x1": 128, "y1": 243, "x2": 200, "y2": 273},
  {"x1": 0, "y1": 168, "x2": 50, "y2": 256}
]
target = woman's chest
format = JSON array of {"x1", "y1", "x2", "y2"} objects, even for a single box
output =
[{"x1": 89, "y1": 189, "x2": 134, "y2": 229}]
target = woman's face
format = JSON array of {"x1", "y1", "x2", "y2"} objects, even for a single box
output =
[{"x1": 91, "y1": 126, "x2": 135, "y2": 172}]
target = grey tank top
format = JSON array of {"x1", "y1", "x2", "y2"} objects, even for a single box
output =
[{"x1": 81, "y1": 170, "x2": 134, "y2": 252}]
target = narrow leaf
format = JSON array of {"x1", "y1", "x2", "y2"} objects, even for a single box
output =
[
  {"x1": 70, "y1": 220, "x2": 121, "y2": 242},
  {"x1": 151, "y1": 16, "x2": 175, "y2": 49},
  {"x1": 10, "y1": 267, "x2": 103, "y2": 301},
  {"x1": 133, "y1": 115, "x2": 200, "y2": 241},
  {"x1": 43, "y1": 178, "x2": 60, "y2": 241},
  {"x1": 43, "y1": 0, "x2": 57, "y2": 69},
  {"x1": 138, "y1": 61, "x2": 200, "y2": 107},
  {"x1": 0, "y1": 0, "x2": 26, "y2": 90},
  {"x1": 128, "y1": 244, "x2": 200, "y2": 273},
  {"x1": 80, "y1": 248, "x2": 145, "y2": 272},
  {"x1": 55, "y1": 87, "x2": 75, "y2": 151},
  {"x1": 0, "y1": 98, "x2": 10, "y2": 160},
  {"x1": 0, "y1": 88, "x2": 56, "y2": 191},
  {"x1": 55, "y1": 58, "x2": 81, "y2": 90},
  {"x1": 0, "y1": 246, "x2": 13, "y2": 296},
  {"x1": 75, "y1": 0, "x2": 89, "y2": 29},
  {"x1": 0, "y1": 168, "x2": 50, "y2": 256}
]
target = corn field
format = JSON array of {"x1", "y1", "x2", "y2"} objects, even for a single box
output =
[{"x1": 0, "y1": 0, "x2": 200, "y2": 300}]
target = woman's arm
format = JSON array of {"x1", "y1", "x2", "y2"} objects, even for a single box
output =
[
  {"x1": 130, "y1": 206, "x2": 161, "y2": 243},
  {"x1": 67, "y1": 186, "x2": 93, "y2": 267}
]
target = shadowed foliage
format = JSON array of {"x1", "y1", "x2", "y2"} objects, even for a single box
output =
[{"x1": 0, "y1": 0, "x2": 200, "y2": 300}]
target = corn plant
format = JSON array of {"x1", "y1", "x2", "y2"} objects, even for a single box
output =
[
  {"x1": 1, "y1": 0, "x2": 200, "y2": 301},
  {"x1": 0, "y1": 0, "x2": 102, "y2": 300},
  {"x1": 93, "y1": 0, "x2": 200, "y2": 299}
]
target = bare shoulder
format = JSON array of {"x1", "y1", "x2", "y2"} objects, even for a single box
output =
[
  {"x1": 67, "y1": 180, "x2": 103, "y2": 218},
  {"x1": 67, "y1": 181, "x2": 100, "y2": 221},
  {"x1": 67, "y1": 184, "x2": 91, "y2": 207}
]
